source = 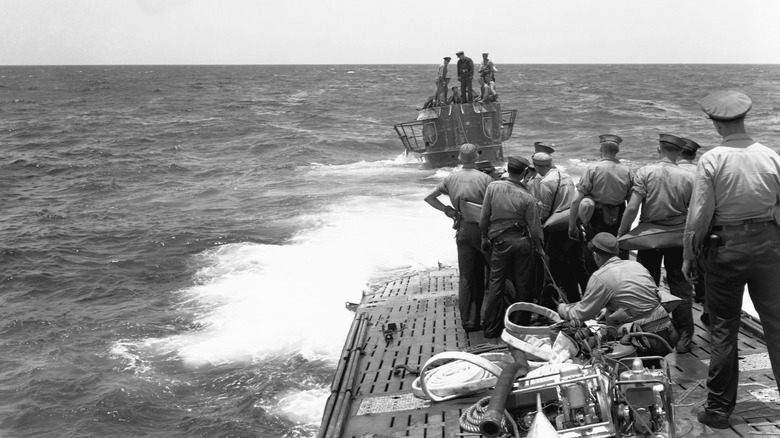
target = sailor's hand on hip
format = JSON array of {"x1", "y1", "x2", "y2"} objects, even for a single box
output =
[
  {"x1": 568, "y1": 224, "x2": 578, "y2": 240},
  {"x1": 444, "y1": 206, "x2": 457, "y2": 219},
  {"x1": 682, "y1": 259, "x2": 698, "y2": 283}
]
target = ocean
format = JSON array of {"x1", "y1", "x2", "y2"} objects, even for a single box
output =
[{"x1": 1, "y1": 64, "x2": 779, "y2": 437}]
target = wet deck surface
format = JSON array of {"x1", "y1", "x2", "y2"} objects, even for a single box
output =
[{"x1": 331, "y1": 268, "x2": 780, "y2": 437}]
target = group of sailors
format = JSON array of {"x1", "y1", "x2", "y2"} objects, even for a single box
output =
[
  {"x1": 425, "y1": 90, "x2": 780, "y2": 430},
  {"x1": 421, "y1": 51, "x2": 499, "y2": 109}
]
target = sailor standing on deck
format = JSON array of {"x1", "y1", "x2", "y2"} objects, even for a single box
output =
[
  {"x1": 479, "y1": 157, "x2": 545, "y2": 338},
  {"x1": 456, "y1": 51, "x2": 474, "y2": 104},
  {"x1": 425, "y1": 144, "x2": 494, "y2": 332},
  {"x1": 678, "y1": 138, "x2": 701, "y2": 173},
  {"x1": 617, "y1": 133, "x2": 695, "y2": 353},
  {"x1": 568, "y1": 134, "x2": 634, "y2": 271},
  {"x1": 679, "y1": 137, "x2": 709, "y2": 325},
  {"x1": 531, "y1": 151, "x2": 586, "y2": 305},
  {"x1": 681, "y1": 90, "x2": 780, "y2": 430},
  {"x1": 528, "y1": 142, "x2": 556, "y2": 202}
]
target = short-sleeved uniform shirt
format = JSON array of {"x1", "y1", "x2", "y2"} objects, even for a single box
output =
[
  {"x1": 535, "y1": 168, "x2": 576, "y2": 222},
  {"x1": 632, "y1": 160, "x2": 694, "y2": 225},
  {"x1": 684, "y1": 134, "x2": 780, "y2": 259},
  {"x1": 480, "y1": 179, "x2": 544, "y2": 242},
  {"x1": 677, "y1": 159, "x2": 697, "y2": 174},
  {"x1": 436, "y1": 168, "x2": 494, "y2": 221},
  {"x1": 576, "y1": 158, "x2": 633, "y2": 206},
  {"x1": 558, "y1": 257, "x2": 668, "y2": 327}
]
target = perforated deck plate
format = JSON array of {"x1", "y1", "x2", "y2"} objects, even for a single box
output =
[
  {"x1": 331, "y1": 268, "x2": 780, "y2": 438},
  {"x1": 356, "y1": 393, "x2": 431, "y2": 416}
]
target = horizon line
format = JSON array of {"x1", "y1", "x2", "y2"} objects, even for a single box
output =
[{"x1": 2, "y1": 62, "x2": 779, "y2": 67}]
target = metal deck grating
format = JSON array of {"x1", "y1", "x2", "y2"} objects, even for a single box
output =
[{"x1": 333, "y1": 268, "x2": 780, "y2": 438}]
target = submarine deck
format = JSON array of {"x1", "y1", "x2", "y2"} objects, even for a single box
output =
[{"x1": 321, "y1": 267, "x2": 780, "y2": 438}]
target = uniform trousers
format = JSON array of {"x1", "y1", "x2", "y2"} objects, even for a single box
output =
[
  {"x1": 483, "y1": 229, "x2": 534, "y2": 338},
  {"x1": 544, "y1": 229, "x2": 587, "y2": 305},
  {"x1": 636, "y1": 247, "x2": 694, "y2": 349},
  {"x1": 435, "y1": 77, "x2": 449, "y2": 105},
  {"x1": 583, "y1": 204, "x2": 628, "y2": 274},
  {"x1": 456, "y1": 222, "x2": 487, "y2": 330},
  {"x1": 704, "y1": 222, "x2": 780, "y2": 417},
  {"x1": 460, "y1": 77, "x2": 473, "y2": 103}
]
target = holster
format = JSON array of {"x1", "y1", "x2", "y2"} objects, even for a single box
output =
[{"x1": 601, "y1": 204, "x2": 621, "y2": 225}]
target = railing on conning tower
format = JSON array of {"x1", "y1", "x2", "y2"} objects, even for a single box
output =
[{"x1": 394, "y1": 106, "x2": 516, "y2": 156}]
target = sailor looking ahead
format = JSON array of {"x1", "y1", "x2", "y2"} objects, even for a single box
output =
[
  {"x1": 678, "y1": 138, "x2": 701, "y2": 173},
  {"x1": 480, "y1": 157, "x2": 544, "y2": 339},
  {"x1": 531, "y1": 150, "x2": 585, "y2": 305},
  {"x1": 456, "y1": 51, "x2": 474, "y2": 104},
  {"x1": 682, "y1": 90, "x2": 780, "y2": 430},
  {"x1": 425, "y1": 144, "x2": 494, "y2": 332},
  {"x1": 568, "y1": 134, "x2": 634, "y2": 271},
  {"x1": 618, "y1": 133, "x2": 695, "y2": 354}
]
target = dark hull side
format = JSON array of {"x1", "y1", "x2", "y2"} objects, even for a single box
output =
[{"x1": 394, "y1": 102, "x2": 517, "y2": 168}]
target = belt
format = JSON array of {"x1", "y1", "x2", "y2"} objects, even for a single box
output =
[
  {"x1": 594, "y1": 202, "x2": 623, "y2": 210},
  {"x1": 711, "y1": 218, "x2": 774, "y2": 232},
  {"x1": 641, "y1": 315, "x2": 671, "y2": 333}
]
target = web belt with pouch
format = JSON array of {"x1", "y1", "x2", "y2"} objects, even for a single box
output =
[
  {"x1": 705, "y1": 217, "x2": 776, "y2": 249},
  {"x1": 493, "y1": 221, "x2": 528, "y2": 241},
  {"x1": 597, "y1": 203, "x2": 622, "y2": 226}
]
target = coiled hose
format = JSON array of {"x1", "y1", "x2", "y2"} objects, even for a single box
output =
[{"x1": 459, "y1": 396, "x2": 520, "y2": 438}]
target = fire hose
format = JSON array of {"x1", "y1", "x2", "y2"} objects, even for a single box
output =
[
  {"x1": 479, "y1": 360, "x2": 529, "y2": 438},
  {"x1": 412, "y1": 351, "x2": 508, "y2": 402}
]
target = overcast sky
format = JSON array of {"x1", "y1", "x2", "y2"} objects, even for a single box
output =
[{"x1": 3, "y1": 0, "x2": 780, "y2": 65}]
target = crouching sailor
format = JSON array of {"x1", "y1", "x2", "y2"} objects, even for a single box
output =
[{"x1": 557, "y1": 232, "x2": 678, "y2": 356}]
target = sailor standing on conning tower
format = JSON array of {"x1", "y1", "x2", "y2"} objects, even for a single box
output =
[
  {"x1": 435, "y1": 56, "x2": 451, "y2": 106},
  {"x1": 456, "y1": 51, "x2": 474, "y2": 104}
]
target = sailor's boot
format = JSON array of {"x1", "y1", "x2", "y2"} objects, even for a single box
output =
[{"x1": 673, "y1": 299, "x2": 694, "y2": 354}]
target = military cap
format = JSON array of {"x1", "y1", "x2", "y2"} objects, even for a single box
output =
[
  {"x1": 444, "y1": 56, "x2": 451, "y2": 61},
  {"x1": 701, "y1": 90, "x2": 752, "y2": 121},
  {"x1": 482, "y1": 52, "x2": 489, "y2": 56},
  {"x1": 533, "y1": 142, "x2": 555, "y2": 154},
  {"x1": 507, "y1": 156, "x2": 531, "y2": 174},
  {"x1": 532, "y1": 152, "x2": 552, "y2": 166},
  {"x1": 456, "y1": 51, "x2": 464, "y2": 56},
  {"x1": 458, "y1": 143, "x2": 478, "y2": 163},
  {"x1": 588, "y1": 232, "x2": 619, "y2": 255},
  {"x1": 659, "y1": 133, "x2": 685, "y2": 150},
  {"x1": 681, "y1": 138, "x2": 701, "y2": 153},
  {"x1": 599, "y1": 134, "x2": 623, "y2": 145}
]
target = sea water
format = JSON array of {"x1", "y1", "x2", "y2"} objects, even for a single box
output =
[{"x1": 1, "y1": 64, "x2": 778, "y2": 437}]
